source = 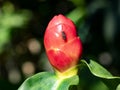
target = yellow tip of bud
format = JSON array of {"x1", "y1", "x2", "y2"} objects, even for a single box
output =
[{"x1": 55, "y1": 65, "x2": 78, "y2": 79}]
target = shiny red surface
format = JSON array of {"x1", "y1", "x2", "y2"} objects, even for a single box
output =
[{"x1": 44, "y1": 14, "x2": 82, "y2": 72}]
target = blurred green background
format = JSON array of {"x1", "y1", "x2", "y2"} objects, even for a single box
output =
[{"x1": 0, "y1": 0, "x2": 120, "y2": 90}]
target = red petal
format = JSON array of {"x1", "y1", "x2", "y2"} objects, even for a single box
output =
[
  {"x1": 60, "y1": 37, "x2": 82, "y2": 63},
  {"x1": 46, "y1": 14, "x2": 76, "y2": 31},
  {"x1": 44, "y1": 24, "x2": 77, "y2": 51},
  {"x1": 44, "y1": 14, "x2": 83, "y2": 72},
  {"x1": 47, "y1": 50, "x2": 72, "y2": 72}
]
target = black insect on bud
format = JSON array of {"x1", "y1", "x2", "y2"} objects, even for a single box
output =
[{"x1": 62, "y1": 31, "x2": 67, "y2": 41}]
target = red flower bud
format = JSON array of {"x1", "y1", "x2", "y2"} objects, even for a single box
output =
[{"x1": 44, "y1": 14, "x2": 82, "y2": 73}]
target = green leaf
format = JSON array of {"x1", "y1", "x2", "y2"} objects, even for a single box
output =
[
  {"x1": 116, "y1": 84, "x2": 120, "y2": 90},
  {"x1": 80, "y1": 59, "x2": 120, "y2": 90},
  {"x1": 70, "y1": 0, "x2": 85, "y2": 6},
  {"x1": 18, "y1": 72, "x2": 79, "y2": 90},
  {"x1": 66, "y1": 7, "x2": 86, "y2": 26},
  {"x1": 0, "y1": 2, "x2": 31, "y2": 53}
]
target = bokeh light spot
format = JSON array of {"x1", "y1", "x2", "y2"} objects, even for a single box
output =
[
  {"x1": 22, "y1": 61, "x2": 35, "y2": 77},
  {"x1": 8, "y1": 69, "x2": 21, "y2": 84},
  {"x1": 99, "y1": 52, "x2": 112, "y2": 66},
  {"x1": 27, "y1": 38, "x2": 41, "y2": 54}
]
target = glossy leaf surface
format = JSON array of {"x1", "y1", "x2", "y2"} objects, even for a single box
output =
[
  {"x1": 18, "y1": 72, "x2": 79, "y2": 90},
  {"x1": 80, "y1": 59, "x2": 120, "y2": 90},
  {"x1": 18, "y1": 60, "x2": 120, "y2": 90}
]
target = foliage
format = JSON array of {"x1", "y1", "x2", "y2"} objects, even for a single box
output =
[
  {"x1": 0, "y1": 2, "x2": 31, "y2": 53},
  {"x1": 18, "y1": 59, "x2": 120, "y2": 90}
]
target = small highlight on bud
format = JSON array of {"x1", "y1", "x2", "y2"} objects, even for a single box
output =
[{"x1": 44, "y1": 14, "x2": 82, "y2": 77}]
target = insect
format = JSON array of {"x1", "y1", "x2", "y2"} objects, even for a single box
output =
[{"x1": 61, "y1": 31, "x2": 67, "y2": 41}]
